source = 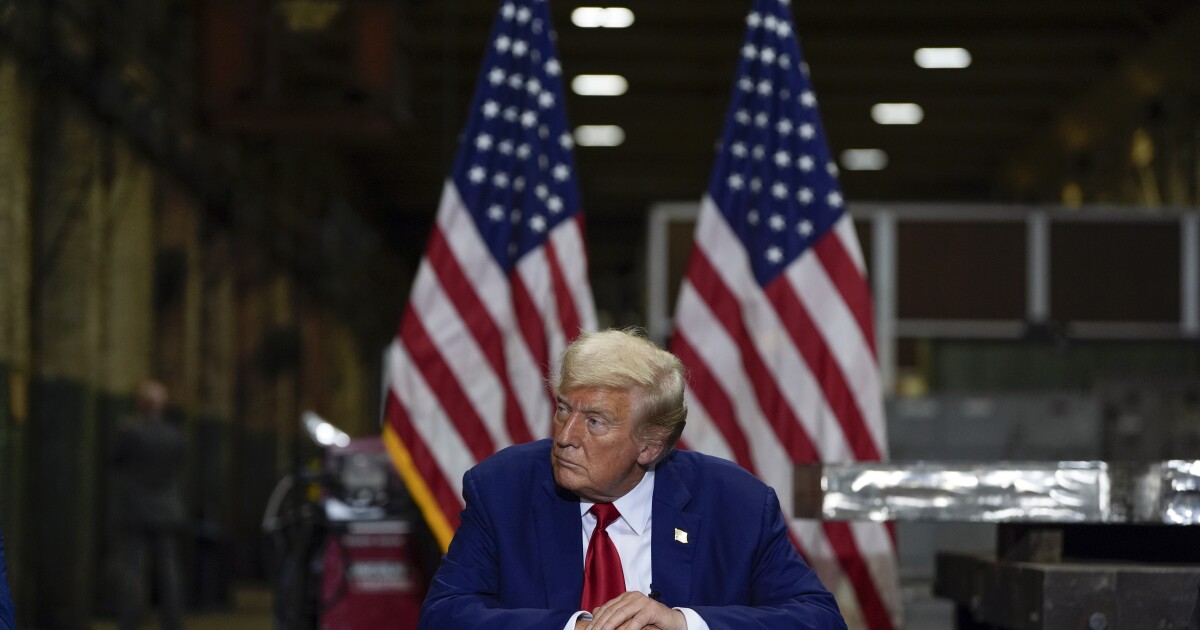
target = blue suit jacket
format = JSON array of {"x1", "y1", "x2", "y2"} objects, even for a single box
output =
[
  {"x1": 419, "y1": 440, "x2": 845, "y2": 629},
  {"x1": 1, "y1": 521, "x2": 14, "y2": 630}
]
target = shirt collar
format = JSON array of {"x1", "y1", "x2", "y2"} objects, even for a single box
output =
[{"x1": 579, "y1": 467, "x2": 655, "y2": 536}]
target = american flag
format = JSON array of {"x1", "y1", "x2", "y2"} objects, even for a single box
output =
[
  {"x1": 670, "y1": 0, "x2": 900, "y2": 627},
  {"x1": 382, "y1": 0, "x2": 595, "y2": 550}
]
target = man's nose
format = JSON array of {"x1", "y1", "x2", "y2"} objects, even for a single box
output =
[{"x1": 555, "y1": 413, "x2": 582, "y2": 446}]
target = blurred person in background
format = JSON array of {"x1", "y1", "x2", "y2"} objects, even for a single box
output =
[
  {"x1": 110, "y1": 379, "x2": 185, "y2": 630},
  {"x1": 1, "y1": 518, "x2": 13, "y2": 630}
]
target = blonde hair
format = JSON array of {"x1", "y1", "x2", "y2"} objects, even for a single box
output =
[{"x1": 554, "y1": 328, "x2": 687, "y2": 459}]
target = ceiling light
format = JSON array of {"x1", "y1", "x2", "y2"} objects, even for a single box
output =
[
  {"x1": 571, "y1": 74, "x2": 628, "y2": 96},
  {"x1": 914, "y1": 47, "x2": 972, "y2": 69},
  {"x1": 840, "y1": 149, "x2": 888, "y2": 171},
  {"x1": 574, "y1": 125, "x2": 625, "y2": 147},
  {"x1": 572, "y1": 7, "x2": 634, "y2": 28},
  {"x1": 871, "y1": 103, "x2": 924, "y2": 125}
]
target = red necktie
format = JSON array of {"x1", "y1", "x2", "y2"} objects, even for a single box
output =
[{"x1": 581, "y1": 503, "x2": 625, "y2": 610}]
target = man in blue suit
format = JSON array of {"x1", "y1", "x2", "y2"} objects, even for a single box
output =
[{"x1": 419, "y1": 329, "x2": 845, "y2": 630}]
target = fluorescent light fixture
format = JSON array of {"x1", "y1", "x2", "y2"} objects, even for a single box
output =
[
  {"x1": 574, "y1": 125, "x2": 625, "y2": 147},
  {"x1": 914, "y1": 47, "x2": 971, "y2": 69},
  {"x1": 571, "y1": 74, "x2": 628, "y2": 96},
  {"x1": 840, "y1": 149, "x2": 888, "y2": 171},
  {"x1": 871, "y1": 103, "x2": 924, "y2": 125},
  {"x1": 572, "y1": 7, "x2": 634, "y2": 28}
]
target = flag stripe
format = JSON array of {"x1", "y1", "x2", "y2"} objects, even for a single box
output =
[
  {"x1": 544, "y1": 238, "x2": 582, "y2": 341},
  {"x1": 686, "y1": 248, "x2": 820, "y2": 464},
  {"x1": 399, "y1": 306, "x2": 497, "y2": 462},
  {"x1": 764, "y1": 279, "x2": 881, "y2": 461},
  {"x1": 824, "y1": 521, "x2": 893, "y2": 630},
  {"x1": 426, "y1": 226, "x2": 533, "y2": 445},
  {"x1": 672, "y1": 330, "x2": 756, "y2": 474},
  {"x1": 814, "y1": 230, "x2": 877, "y2": 355},
  {"x1": 383, "y1": 395, "x2": 459, "y2": 546}
]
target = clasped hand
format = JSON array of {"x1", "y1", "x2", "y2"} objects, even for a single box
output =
[{"x1": 575, "y1": 591, "x2": 687, "y2": 630}]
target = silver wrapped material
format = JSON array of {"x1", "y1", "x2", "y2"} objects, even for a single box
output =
[{"x1": 795, "y1": 460, "x2": 1200, "y2": 524}]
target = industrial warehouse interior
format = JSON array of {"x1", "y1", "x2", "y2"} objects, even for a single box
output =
[{"x1": 0, "y1": 0, "x2": 1198, "y2": 629}]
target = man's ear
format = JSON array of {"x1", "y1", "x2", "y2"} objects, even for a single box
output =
[{"x1": 637, "y1": 439, "x2": 664, "y2": 466}]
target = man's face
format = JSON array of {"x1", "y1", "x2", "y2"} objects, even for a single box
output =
[{"x1": 550, "y1": 386, "x2": 662, "y2": 503}]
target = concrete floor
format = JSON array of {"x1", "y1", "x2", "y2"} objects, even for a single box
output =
[{"x1": 92, "y1": 586, "x2": 274, "y2": 630}]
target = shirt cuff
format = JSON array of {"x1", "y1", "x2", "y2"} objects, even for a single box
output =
[
  {"x1": 563, "y1": 610, "x2": 590, "y2": 630},
  {"x1": 676, "y1": 607, "x2": 709, "y2": 630}
]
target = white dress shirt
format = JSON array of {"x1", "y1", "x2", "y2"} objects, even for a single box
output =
[{"x1": 562, "y1": 469, "x2": 710, "y2": 630}]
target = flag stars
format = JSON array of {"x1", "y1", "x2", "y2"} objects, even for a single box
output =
[
  {"x1": 798, "y1": 123, "x2": 815, "y2": 140},
  {"x1": 510, "y1": 209, "x2": 522, "y2": 224},
  {"x1": 535, "y1": 184, "x2": 549, "y2": 200},
  {"x1": 826, "y1": 162, "x2": 840, "y2": 176},
  {"x1": 776, "y1": 119, "x2": 793, "y2": 135},
  {"x1": 507, "y1": 73, "x2": 524, "y2": 90},
  {"x1": 517, "y1": 144, "x2": 532, "y2": 160},
  {"x1": 728, "y1": 173, "x2": 744, "y2": 190},
  {"x1": 521, "y1": 110, "x2": 538, "y2": 128},
  {"x1": 512, "y1": 39, "x2": 529, "y2": 57},
  {"x1": 760, "y1": 47, "x2": 776, "y2": 65},
  {"x1": 797, "y1": 187, "x2": 814, "y2": 204},
  {"x1": 468, "y1": 166, "x2": 486, "y2": 184},
  {"x1": 776, "y1": 21, "x2": 792, "y2": 38},
  {"x1": 766, "y1": 246, "x2": 783, "y2": 264},
  {"x1": 538, "y1": 91, "x2": 555, "y2": 108},
  {"x1": 492, "y1": 172, "x2": 510, "y2": 188},
  {"x1": 483, "y1": 100, "x2": 500, "y2": 118},
  {"x1": 771, "y1": 182, "x2": 787, "y2": 199},
  {"x1": 773, "y1": 150, "x2": 790, "y2": 167},
  {"x1": 797, "y1": 154, "x2": 814, "y2": 172},
  {"x1": 827, "y1": 191, "x2": 844, "y2": 207},
  {"x1": 559, "y1": 132, "x2": 573, "y2": 149},
  {"x1": 769, "y1": 213, "x2": 786, "y2": 231},
  {"x1": 526, "y1": 78, "x2": 542, "y2": 94},
  {"x1": 755, "y1": 112, "x2": 769, "y2": 128},
  {"x1": 757, "y1": 80, "x2": 773, "y2": 96},
  {"x1": 498, "y1": 140, "x2": 513, "y2": 155},
  {"x1": 747, "y1": 209, "x2": 760, "y2": 225},
  {"x1": 513, "y1": 176, "x2": 525, "y2": 192},
  {"x1": 738, "y1": 78, "x2": 754, "y2": 93},
  {"x1": 516, "y1": 6, "x2": 531, "y2": 23},
  {"x1": 731, "y1": 142, "x2": 748, "y2": 158},
  {"x1": 778, "y1": 54, "x2": 791, "y2": 69},
  {"x1": 742, "y1": 44, "x2": 758, "y2": 60},
  {"x1": 488, "y1": 204, "x2": 505, "y2": 221},
  {"x1": 501, "y1": 2, "x2": 515, "y2": 20},
  {"x1": 798, "y1": 220, "x2": 814, "y2": 237},
  {"x1": 735, "y1": 109, "x2": 751, "y2": 125},
  {"x1": 504, "y1": 107, "x2": 518, "y2": 122},
  {"x1": 489, "y1": 67, "x2": 506, "y2": 86},
  {"x1": 475, "y1": 134, "x2": 493, "y2": 151},
  {"x1": 552, "y1": 163, "x2": 570, "y2": 181},
  {"x1": 800, "y1": 90, "x2": 816, "y2": 107},
  {"x1": 751, "y1": 145, "x2": 765, "y2": 160},
  {"x1": 764, "y1": 15, "x2": 778, "y2": 31},
  {"x1": 750, "y1": 177, "x2": 762, "y2": 192},
  {"x1": 545, "y1": 58, "x2": 561, "y2": 76},
  {"x1": 529, "y1": 214, "x2": 547, "y2": 233},
  {"x1": 495, "y1": 35, "x2": 511, "y2": 53},
  {"x1": 746, "y1": 12, "x2": 761, "y2": 28},
  {"x1": 547, "y1": 195, "x2": 563, "y2": 213}
]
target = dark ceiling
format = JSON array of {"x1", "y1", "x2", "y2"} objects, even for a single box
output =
[{"x1": 353, "y1": 0, "x2": 1198, "y2": 223}]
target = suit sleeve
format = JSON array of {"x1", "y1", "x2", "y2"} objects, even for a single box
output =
[
  {"x1": 0, "y1": 523, "x2": 15, "y2": 630},
  {"x1": 418, "y1": 469, "x2": 579, "y2": 630},
  {"x1": 690, "y1": 488, "x2": 847, "y2": 630}
]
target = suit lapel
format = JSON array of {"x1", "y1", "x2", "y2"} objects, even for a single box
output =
[
  {"x1": 534, "y1": 476, "x2": 584, "y2": 608},
  {"x1": 651, "y1": 457, "x2": 699, "y2": 607}
]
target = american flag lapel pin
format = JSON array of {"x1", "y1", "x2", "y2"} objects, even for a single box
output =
[{"x1": 674, "y1": 528, "x2": 688, "y2": 544}]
